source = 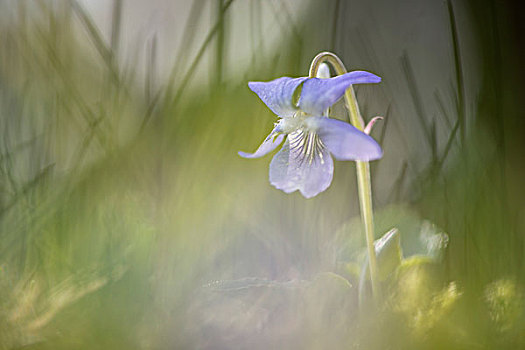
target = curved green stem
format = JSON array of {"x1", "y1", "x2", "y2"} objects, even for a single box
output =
[{"x1": 309, "y1": 52, "x2": 381, "y2": 302}]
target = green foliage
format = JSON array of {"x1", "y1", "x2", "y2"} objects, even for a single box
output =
[{"x1": 0, "y1": 0, "x2": 523, "y2": 349}]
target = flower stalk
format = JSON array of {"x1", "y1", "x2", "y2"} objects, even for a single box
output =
[{"x1": 309, "y1": 52, "x2": 381, "y2": 302}]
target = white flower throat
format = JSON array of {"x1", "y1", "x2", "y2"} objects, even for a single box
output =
[
  {"x1": 288, "y1": 130, "x2": 326, "y2": 165},
  {"x1": 276, "y1": 112, "x2": 322, "y2": 135}
]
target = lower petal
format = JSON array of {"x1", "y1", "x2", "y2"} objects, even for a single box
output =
[{"x1": 269, "y1": 134, "x2": 334, "y2": 198}]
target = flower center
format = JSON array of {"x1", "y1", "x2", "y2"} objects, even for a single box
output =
[
  {"x1": 278, "y1": 111, "x2": 323, "y2": 135},
  {"x1": 288, "y1": 129, "x2": 327, "y2": 165}
]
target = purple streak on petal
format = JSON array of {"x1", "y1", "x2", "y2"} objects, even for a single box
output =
[
  {"x1": 248, "y1": 77, "x2": 308, "y2": 117},
  {"x1": 238, "y1": 129, "x2": 285, "y2": 159},
  {"x1": 311, "y1": 117, "x2": 383, "y2": 161},
  {"x1": 269, "y1": 132, "x2": 334, "y2": 198},
  {"x1": 299, "y1": 71, "x2": 381, "y2": 116}
]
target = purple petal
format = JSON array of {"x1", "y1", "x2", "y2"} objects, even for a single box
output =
[
  {"x1": 248, "y1": 77, "x2": 308, "y2": 117},
  {"x1": 269, "y1": 132, "x2": 334, "y2": 198},
  {"x1": 299, "y1": 71, "x2": 381, "y2": 116},
  {"x1": 308, "y1": 117, "x2": 383, "y2": 161},
  {"x1": 238, "y1": 128, "x2": 285, "y2": 159}
]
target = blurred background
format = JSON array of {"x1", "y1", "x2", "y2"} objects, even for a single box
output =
[{"x1": 0, "y1": 0, "x2": 524, "y2": 348}]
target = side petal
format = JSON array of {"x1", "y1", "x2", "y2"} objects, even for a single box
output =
[
  {"x1": 238, "y1": 129, "x2": 285, "y2": 159},
  {"x1": 299, "y1": 71, "x2": 381, "y2": 116},
  {"x1": 308, "y1": 117, "x2": 383, "y2": 161},
  {"x1": 269, "y1": 132, "x2": 334, "y2": 198},
  {"x1": 248, "y1": 77, "x2": 308, "y2": 117}
]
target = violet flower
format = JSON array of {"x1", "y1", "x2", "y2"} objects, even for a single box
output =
[{"x1": 239, "y1": 71, "x2": 383, "y2": 198}]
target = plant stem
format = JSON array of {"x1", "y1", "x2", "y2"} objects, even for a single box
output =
[{"x1": 309, "y1": 52, "x2": 381, "y2": 301}]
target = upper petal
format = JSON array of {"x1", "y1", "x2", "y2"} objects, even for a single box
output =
[
  {"x1": 269, "y1": 131, "x2": 334, "y2": 198},
  {"x1": 238, "y1": 127, "x2": 285, "y2": 159},
  {"x1": 299, "y1": 71, "x2": 381, "y2": 116},
  {"x1": 248, "y1": 77, "x2": 308, "y2": 117},
  {"x1": 308, "y1": 117, "x2": 383, "y2": 161}
]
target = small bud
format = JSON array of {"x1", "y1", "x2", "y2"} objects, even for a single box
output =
[
  {"x1": 316, "y1": 63, "x2": 331, "y2": 79},
  {"x1": 364, "y1": 116, "x2": 383, "y2": 135}
]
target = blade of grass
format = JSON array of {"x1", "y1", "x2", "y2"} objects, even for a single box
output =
[
  {"x1": 434, "y1": 90, "x2": 452, "y2": 129},
  {"x1": 146, "y1": 35, "x2": 157, "y2": 105},
  {"x1": 330, "y1": 0, "x2": 341, "y2": 52},
  {"x1": 110, "y1": 0, "x2": 123, "y2": 56},
  {"x1": 166, "y1": 0, "x2": 207, "y2": 88},
  {"x1": 435, "y1": 117, "x2": 460, "y2": 174},
  {"x1": 166, "y1": 0, "x2": 237, "y2": 111},
  {"x1": 214, "y1": 0, "x2": 225, "y2": 87},
  {"x1": 400, "y1": 52, "x2": 435, "y2": 160},
  {"x1": 70, "y1": 0, "x2": 123, "y2": 89},
  {"x1": 430, "y1": 119, "x2": 438, "y2": 164},
  {"x1": 387, "y1": 161, "x2": 408, "y2": 203},
  {"x1": 269, "y1": 0, "x2": 303, "y2": 46},
  {"x1": 446, "y1": 0, "x2": 466, "y2": 147},
  {"x1": 0, "y1": 163, "x2": 54, "y2": 220},
  {"x1": 33, "y1": 27, "x2": 112, "y2": 154},
  {"x1": 379, "y1": 103, "x2": 391, "y2": 147}
]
